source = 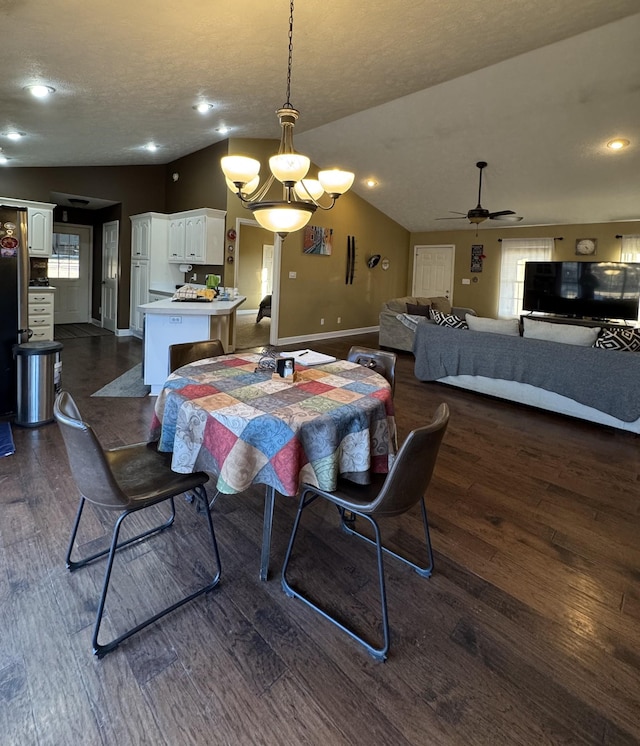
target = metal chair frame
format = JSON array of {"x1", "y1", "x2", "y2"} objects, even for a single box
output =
[
  {"x1": 281, "y1": 404, "x2": 448, "y2": 661},
  {"x1": 56, "y1": 391, "x2": 222, "y2": 658}
]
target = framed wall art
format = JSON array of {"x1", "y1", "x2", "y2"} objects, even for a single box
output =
[{"x1": 303, "y1": 226, "x2": 333, "y2": 255}]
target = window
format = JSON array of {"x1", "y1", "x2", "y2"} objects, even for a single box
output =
[
  {"x1": 498, "y1": 238, "x2": 553, "y2": 318},
  {"x1": 49, "y1": 233, "x2": 80, "y2": 279}
]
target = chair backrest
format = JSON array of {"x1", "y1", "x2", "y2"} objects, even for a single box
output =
[
  {"x1": 169, "y1": 339, "x2": 225, "y2": 373},
  {"x1": 367, "y1": 403, "x2": 449, "y2": 517},
  {"x1": 347, "y1": 345, "x2": 397, "y2": 394},
  {"x1": 54, "y1": 390, "x2": 129, "y2": 509}
]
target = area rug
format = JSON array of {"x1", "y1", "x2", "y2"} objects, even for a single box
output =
[
  {"x1": 0, "y1": 421, "x2": 15, "y2": 457},
  {"x1": 55, "y1": 323, "x2": 112, "y2": 340},
  {"x1": 91, "y1": 363, "x2": 151, "y2": 397}
]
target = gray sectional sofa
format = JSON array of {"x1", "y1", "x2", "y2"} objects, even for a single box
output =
[
  {"x1": 412, "y1": 320, "x2": 640, "y2": 433},
  {"x1": 379, "y1": 296, "x2": 475, "y2": 352}
]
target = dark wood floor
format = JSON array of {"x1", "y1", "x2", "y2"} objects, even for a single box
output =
[{"x1": 1, "y1": 331, "x2": 639, "y2": 745}]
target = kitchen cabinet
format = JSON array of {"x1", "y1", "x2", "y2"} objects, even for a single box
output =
[
  {"x1": 167, "y1": 208, "x2": 225, "y2": 265},
  {"x1": 130, "y1": 260, "x2": 150, "y2": 337},
  {"x1": 28, "y1": 288, "x2": 56, "y2": 341},
  {"x1": 0, "y1": 197, "x2": 55, "y2": 256}
]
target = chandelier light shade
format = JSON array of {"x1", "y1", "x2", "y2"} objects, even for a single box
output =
[{"x1": 220, "y1": 0, "x2": 354, "y2": 238}]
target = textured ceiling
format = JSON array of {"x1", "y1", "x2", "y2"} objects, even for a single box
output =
[{"x1": 1, "y1": 0, "x2": 639, "y2": 232}]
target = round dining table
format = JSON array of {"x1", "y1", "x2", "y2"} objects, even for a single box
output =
[{"x1": 150, "y1": 352, "x2": 396, "y2": 579}]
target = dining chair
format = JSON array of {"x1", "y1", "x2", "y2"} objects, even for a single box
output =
[
  {"x1": 347, "y1": 345, "x2": 397, "y2": 395},
  {"x1": 54, "y1": 390, "x2": 222, "y2": 658},
  {"x1": 281, "y1": 403, "x2": 449, "y2": 661},
  {"x1": 169, "y1": 338, "x2": 225, "y2": 373}
]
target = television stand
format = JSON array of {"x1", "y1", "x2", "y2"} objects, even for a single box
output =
[{"x1": 521, "y1": 313, "x2": 636, "y2": 331}]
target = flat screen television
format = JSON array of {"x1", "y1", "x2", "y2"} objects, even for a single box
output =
[{"x1": 522, "y1": 261, "x2": 640, "y2": 321}]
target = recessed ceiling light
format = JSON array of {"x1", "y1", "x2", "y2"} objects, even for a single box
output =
[
  {"x1": 216, "y1": 126, "x2": 230, "y2": 135},
  {"x1": 0, "y1": 155, "x2": 9, "y2": 165},
  {"x1": 193, "y1": 102, "x2": 214, "y2": 114},
  {"x1": 25, "y1": 84, "x2": 56, "y2": 98},
  {"x1": 145, "y1": 143, "x2": 159, "y2": 152},
  {"x1": 4, "y1": 131, "x2": 25, "y2": 140},
  {"x1": 365, "y1": 178, "x2": 378, "y2": 188},
  {"x1": 607, "y1": 138, "x2": 630, "y2": 150}
]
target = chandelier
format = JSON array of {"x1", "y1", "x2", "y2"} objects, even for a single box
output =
[{"x1": 220, "y1": 0, "x2": 354, "y2": 237}]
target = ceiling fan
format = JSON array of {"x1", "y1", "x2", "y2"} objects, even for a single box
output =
[{"x1": 438, "y1": 161, "x2": 523, "y2": 227}]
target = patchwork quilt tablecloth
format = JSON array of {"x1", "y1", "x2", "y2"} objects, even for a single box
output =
[{"x1": 150, "y1": 353, "x2": 396, "y2": 497}]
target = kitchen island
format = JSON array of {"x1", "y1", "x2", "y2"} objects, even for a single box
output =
[{"x1": 139, "y1": 295, "x2": 245, "y2": 395}]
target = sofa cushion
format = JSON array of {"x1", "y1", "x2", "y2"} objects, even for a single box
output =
[
  {"x1": 432, "y1": 309, "x2": 468, "y2": 329},
  {"x1": 428, "y1": 297, "x2": 452, "y2": 315},
  {"x1": 406, "y1": 302, "x2": 431, "y2": 316},
  {"x1": 594, "y1": 327, "x2": 640, "y2": 352},
  {"x1": 522, "y1": 317, "x2": 601, "y2": 346},
  {"x1": 466, "y1": 315, "x2": 520, "y2": 336}
]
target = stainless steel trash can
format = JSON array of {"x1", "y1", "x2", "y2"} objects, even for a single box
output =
[{"x1": 13, "y1": 341, "x2": 63, "y2": 427}]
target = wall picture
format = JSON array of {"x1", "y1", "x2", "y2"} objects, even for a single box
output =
[
  {"x1": 471, "y1": 244, "x2": 484, "y2": 272},
  {"x1": 303, "y1": 226, "x2": 333, "y2": 255}
]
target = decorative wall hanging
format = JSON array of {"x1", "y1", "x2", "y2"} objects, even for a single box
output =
[
  {"x1": 367, "y1": 254, "x2": 381, "y2": 268},
  {"x1": 471, "y1": 244, "x2": 485, "y2": 272},
  {"x1": 303, "y1": 226, "x2": 333, "y2": 255},
  {"x1": 345, "y1": 235, "x2": 355, "y2": 284},
  {"x1": 381, "y1": 258, "x2": 390, "y2": 271},
  {"x1": 227, "y1": 228, "x2": 236, "y2": 241}
]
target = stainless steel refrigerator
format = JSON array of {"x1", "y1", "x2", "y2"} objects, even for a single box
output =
[{"x1": 0, "y1": 206, "x2": 30, "y2": 415}]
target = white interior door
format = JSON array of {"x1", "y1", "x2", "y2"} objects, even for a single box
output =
[
  {"x1": 261, "y1": 243, "x2": 274, "y2": 297},
  {"x1": 51, "y1": 224, "x2": 92, "y2": 324},
  {"x1": 412, "y1": 245, "x2": 455, "y2": 301},
  {"x1": 101, "y1": 221, "x2": 119, "y2": 332}
]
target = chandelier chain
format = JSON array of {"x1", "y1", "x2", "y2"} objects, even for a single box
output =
[{"x1": 284, "y1": 0, "x2": 295, "y2": 108}]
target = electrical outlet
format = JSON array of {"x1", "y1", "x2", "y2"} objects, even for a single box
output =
[
  {"x1": 462, "y1": 278, "x2": 471, "y2": 285},
  {"x1": 190, "y1": 273, "x2": 197, "y2": 282},
  {"x1": 337, "y1": 317, "x2": 341, "y2": 324},
  {"x1": 320, "y1": 318, "x2": 324, "y2": 325},
  {"x1": 169, "y1": 316, "x2": 182, "y2": 324},
  {"x1": 289, "y1": 271, "x2": 297, "y2": 279}
]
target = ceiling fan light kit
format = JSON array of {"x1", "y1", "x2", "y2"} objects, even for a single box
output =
[
  {"x1": 221, "y1": 0, "x2": 354, "y2": 238},
  {"x1": 437, "y1": 161, "x2": 523, "y2": 232}
]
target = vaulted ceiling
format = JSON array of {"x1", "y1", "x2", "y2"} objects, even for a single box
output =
[{"x1": 1, "y1": 0, "x2": 639, "y2": 232}]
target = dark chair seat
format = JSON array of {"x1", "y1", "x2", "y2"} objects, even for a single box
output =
[
  {"x1": 54, "y1": 390, "x2": 222, "y2": 658},
  {"x1": 169, "y1": 338, "x2": 225, "y2": 373}
]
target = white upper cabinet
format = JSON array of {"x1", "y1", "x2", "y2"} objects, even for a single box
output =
[
  {"x1": 0, "y1": 197, "x2": 55, "y2": 256},
  {"x1": 167, "y1": 208, "x2": 225, "y2": 265}
]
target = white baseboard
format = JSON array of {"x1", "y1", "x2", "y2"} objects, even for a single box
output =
[{"x1": 276, "y1": 325, "x2": 379, "y2": 346}]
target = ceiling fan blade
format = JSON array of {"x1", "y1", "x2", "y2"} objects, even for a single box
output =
[
  {"x1": 490, "y1": 211, "x2": 523, "y2": 222},
  {"x1": 435, "y1": 216, "x2": 468, "y2": 220},
  {"x1": 488, "y1": 210, "x2": 515, "y2": 218}
]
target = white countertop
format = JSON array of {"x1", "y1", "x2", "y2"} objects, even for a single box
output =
[
  {"x1": 139, "y1": 296, "x2": 246, "y2": 315},
  {"x1": 29, "y1": 286, "x2": 56, "y2": 292}
]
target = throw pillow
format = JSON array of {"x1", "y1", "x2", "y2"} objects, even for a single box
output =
[
  {"x1": 431, "y1": 309, "x2": 468, "y2": 329},
  {"x1": 594, "y1": 327, "x2": 640, "y2": 352},
  {"x1": 466, "y1": 315, "x2": 520, "y2": 336},
  {"x1": 522, "y1": 318, "x2": 601, "y2": 346},
  {"x1": 406, "y1": 302, "x2": 430, "y2": 317}
]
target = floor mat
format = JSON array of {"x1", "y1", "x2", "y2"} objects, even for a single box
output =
[
  {"x1": 0, "y1": 421, "x2": 15, "y2": 457},
  {"x1": 55, "y1": 323, "x2": 112, "y2": 340},
  {"x1": 91, "y1": 363, "x2": 151, "y2": 397}
]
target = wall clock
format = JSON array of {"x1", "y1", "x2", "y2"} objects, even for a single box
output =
[{"x1": 575, "y1": 238, "x2": 597, "y2": 256}]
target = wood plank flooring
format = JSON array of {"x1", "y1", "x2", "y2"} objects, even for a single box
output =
[{"x1": 1, "y1": 331, "x2": 639, "y2": 745}]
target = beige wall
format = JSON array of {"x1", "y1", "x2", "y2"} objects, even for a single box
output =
[
  {"x1": 237, "y1": 224, "x2": 272, "y2": 309},
  {"x1": 222, "y1": 138, "x2": 410, "y2": 339},
  {"x1": 409, "y1": 221, "x2": 640, "y2": 318}
]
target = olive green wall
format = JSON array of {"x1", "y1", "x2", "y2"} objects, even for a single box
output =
[
  {"x1": 409, "y1": 221, "x2": 640, "y2": 318},
  {"x1": 222, "y1": 138, "x2": 411, "y2": 339},
  {"x1": 237, "y1": 224, "x2": 272, "y2": 309}
]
